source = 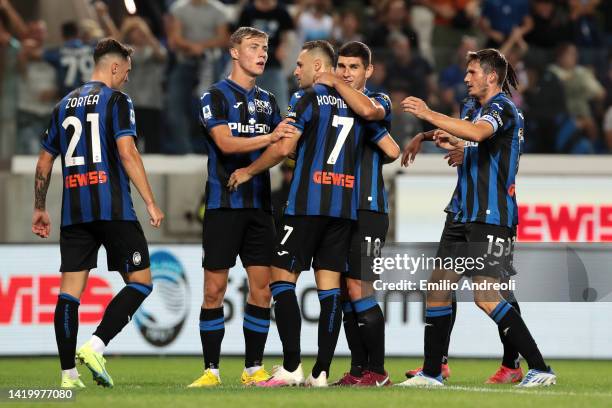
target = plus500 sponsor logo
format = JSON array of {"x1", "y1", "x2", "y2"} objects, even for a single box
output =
[
  {"x1": 228, "y1": 122, "x2": 270, "y2": 134},
  {"x1": 518, "y1": 204, "x2": 612, "y2": 242},
  {"x1": 0, "y1": 276, "x2": 113, "y2": 325}
]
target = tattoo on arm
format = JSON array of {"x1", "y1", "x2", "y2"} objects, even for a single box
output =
[{"x1": 34, "y1": 167, "x2": 51, "y2": 210}]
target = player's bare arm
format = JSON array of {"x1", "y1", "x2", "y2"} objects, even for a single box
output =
[
  {"x1": 314, "y1": 72, "x2": 386, "y2": 121},
  {"x1": 228, "y1": 127, "x2": 302, "y2": 191},
  {"x1": 32, "y1": 150, "x2": 55, "y2": 238},
  {"x1": 117, "y1": 137, "x2": 164, "y2": 228},
  {"x1": 210, "y1": 119, "x2": 297, "y2": 155},
  {"x1": 401, "y1": 130, "x2": 437, "y2": 167},
  {"x1": 402, "y1": 96, "x2": 494, "y2": 142},
  {"x1": 376, "y1": 134, "x2": 400, "y2": 163}
]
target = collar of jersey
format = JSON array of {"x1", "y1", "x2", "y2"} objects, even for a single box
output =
[
  {"x1": 482, "y1": 91, "x2": 506, "y2": 107},
  {"x1": 224, "y1": 78, "x2": 256, "y2": 97}
]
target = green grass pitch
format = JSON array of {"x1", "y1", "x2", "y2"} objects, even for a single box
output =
[{"x1": 1, "y1": 356, "x2": 611, "y2": 408}]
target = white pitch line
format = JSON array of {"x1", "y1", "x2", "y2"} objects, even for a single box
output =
[{"x1": 440, "y1": 385, "x2": 612, "y2": 398}]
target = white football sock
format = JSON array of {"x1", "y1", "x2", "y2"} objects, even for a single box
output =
[
  {"x1": 245, "y1": 365, "x2": 262, "y2": 376},
  {"x1": 89, "y1": 335, "x2": 106, "y2": 354},
  {"x1": 62, "y1": 367, "x2": 79, "y2": 379}
]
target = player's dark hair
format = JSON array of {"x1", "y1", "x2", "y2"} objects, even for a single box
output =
[
  {"x1": 467, "y1": 48, "x2": 518, "y2": 95},
  {"x1": 61, "y1": 21, "x2": 79, "y2": 39},
  {"x1": 230, "y1": 26, "x2": 268, "y2": 48},
  {"x1": 338, "y1": 41, "x2": 371, "y2": 68},
  {"x1": 94, "y1": 38, "x2": 133, "y2": 64},
  {"x1": 302, "y1": 40, "x2": 335, "y2": 66}
]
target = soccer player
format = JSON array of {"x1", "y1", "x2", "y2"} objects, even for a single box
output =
[
  {"x1": 188, "y1": 27, "x2": 298, "y2": 388},
  {"x1": 403, "y1": 132, "x2": 525, "y2": 384},
  {"x1": 227, "y1": 40, "x2": 400, "y2": 387},
  {"x1": 311, "y1": 41, "x2": 396, "y2": 386},
  {"x1": 32, "y1": 38, "x2": 164, "y2": 388},
  {"x1": 398, "y1": 48, "x2": 556, "y2": 388}
]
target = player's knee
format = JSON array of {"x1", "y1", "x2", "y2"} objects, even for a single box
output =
[
  {"x1": 204, "y1": 282, "x2": 227, "y2": 306},
  {"x1": 250, "y1": 284, "x2": 272, "y2": 306}
]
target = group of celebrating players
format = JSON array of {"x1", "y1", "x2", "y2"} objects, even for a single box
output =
[{"x1": 32, "y1": 25, "x2": 556, "y2": 390}]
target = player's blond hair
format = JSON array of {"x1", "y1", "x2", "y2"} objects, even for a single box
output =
[{"x1": 230, "y1": 27, "x2": 268, "y2": 49}]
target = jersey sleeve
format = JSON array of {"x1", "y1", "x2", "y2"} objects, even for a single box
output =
[
  {"x1": 112, "y1": 93, "x2": 137, "y2": 139},
  {"x1": 40, "y1": 107, "x2": 60, "y2": 156},
  {"x1": 43, "y1": 48, "x2": 60, "y2": 66},
  {"x1": 478, "y1": 100, "x2": 508, "y2": 136},
  {"x1": 371, "y1": 92, "x2": 392, "y2": 117},
  {"x1": 200, "y1": 89, "x2": 228, "y2": 130},
  {"x1": 286, "y1": 90, "x2": 312, "y2": 131},
  {"x1": 365, "y1": 120, "x2": 388, "y2": 144}
]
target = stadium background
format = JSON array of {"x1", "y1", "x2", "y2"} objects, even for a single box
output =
[{"x1": 1, "y1": 0, "x2": 611, "y2": 364}]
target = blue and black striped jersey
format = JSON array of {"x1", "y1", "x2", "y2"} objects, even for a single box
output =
[
  {"x1": 445, "y1": 178, "x2": 461, "y2": 214},
  {"x1": 41, "y1": 81, "x2": 138, "y2": 227},
  {"x1": 285, "y1": 85, "x2": 388, "y2": 220},
  {"x1": 454, "y1": 93, "x2": 524, "y2": 227},
  {"x1": 356, "y1": 89, "x2": 392, "y2": 214},
  {"x1": 200, "y1": 79, "x2": 282, "y2": 212}
]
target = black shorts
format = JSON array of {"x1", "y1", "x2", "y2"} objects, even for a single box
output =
[
  {"x1": 60, "y1": 220, "x2": 150, "y2": 273},
  {"x1": 345, "y1": 210, "x2": 389, "y2": 282},
  {"x1": 202, "y1": 208, "x2": 275, "y2": 270},
  {"x1": 436, "y1": 213, "x2": 514, "y2": 278},
  {"x1": 272, "y1": 215, "x2": 352, "y2": 273}
]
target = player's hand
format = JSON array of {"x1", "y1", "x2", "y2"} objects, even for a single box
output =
[
  {"x1": 401, "y1": 133, "x2": 424, "y2": 167},
  {"x1": 227, "y1": 168, "x2": 252, "y2": 192},
  {"x1": 147, "y1": 203, "x2": 164, "y2": 228},
  {"x1": 270, "y1": 119, "x2": 298, "y2": 143},
  {"x1": 32, "y1": 209, "x2": 51, "y2": 238},
  {"x1": 433, "y1": 129, "x2": 461, "y2": 151},
  {"x1": 444, "y1": 145, "x2": 464, "y2": 167},
  {"x1": 401, "y1": 96, "x2": 431, "y2": 120},
  {"x1": 313, "y1": 72, "x2": 337, "y2": 88}
]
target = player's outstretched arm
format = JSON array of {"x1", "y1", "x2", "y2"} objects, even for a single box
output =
[
  {"x1": 227, "y1": 128, "x2": 302, "y2": 191},
  {"x1": 314, "y1": 72, "x2": 386, "y2": 121},
  {"x1": 32, "y1": 150, "x2": 55, "y2": 238},
  {"x1": 210, "y1": 119, "x2": 296, "y2": 155},
  {"x1": 117, "y1": 137, "x2": 164, "y2": 228},
  {"x1": 402, "y1": 96, "x2": 494, "y2": 142}
]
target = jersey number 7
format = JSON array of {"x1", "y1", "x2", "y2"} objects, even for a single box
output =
[{"x1": 327, "y1": 115, "x2": 354, "y2": 165}]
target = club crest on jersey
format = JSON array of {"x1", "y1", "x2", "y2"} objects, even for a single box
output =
[
  {"x1": 248, "y1": 101, "x2": 256, "y2": 115},
  {"x1": 132, "y1": 252, "x2": 142, "y2": 266}
]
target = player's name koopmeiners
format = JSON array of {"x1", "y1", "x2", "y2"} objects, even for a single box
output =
[{"x1": 316, "y1": 94, "x2": 348, "y2": 108}]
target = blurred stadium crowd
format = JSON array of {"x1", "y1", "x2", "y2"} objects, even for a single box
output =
[{"x1": 0, "y1": 0, "x2": 611, "y2": 158}]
